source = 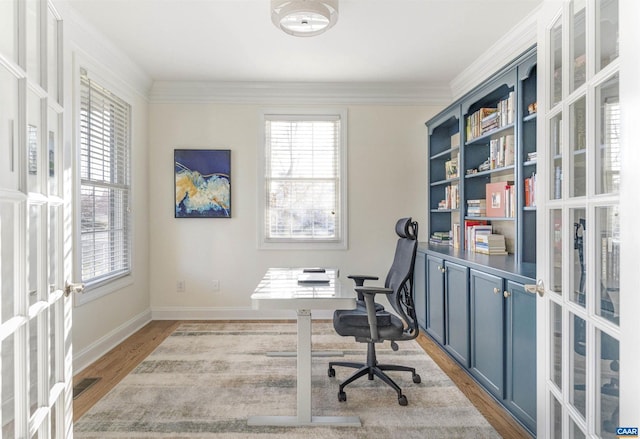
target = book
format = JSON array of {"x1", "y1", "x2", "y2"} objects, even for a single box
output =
[
  {"x1": 475, "y1": 234, "x2": 507, "y2": 255},
  {"x1": 466, "y1": 224, "x2": 492, "y2": 252},
  {"x1": 485, "y1": 181, "x2": 514, "y2": 217}
]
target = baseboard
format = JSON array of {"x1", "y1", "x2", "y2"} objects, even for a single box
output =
[
  {"x1": 73, "y1": 308, "x2": 153, "y2": 374},
  {"x1": 151, "y1": 306, "x2": 334, "y2": 321}
]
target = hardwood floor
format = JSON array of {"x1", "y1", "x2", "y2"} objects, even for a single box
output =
[{"x1": 73, "y1": 320, "x2": 531, "y2": 438}]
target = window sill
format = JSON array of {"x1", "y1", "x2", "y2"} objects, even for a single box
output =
[
  {"x1": 73, "y1": 274, "x2": 134, "y2": 307},
  {"x1": 259, "y1": 240, "x2": 348, "y2": 251}
]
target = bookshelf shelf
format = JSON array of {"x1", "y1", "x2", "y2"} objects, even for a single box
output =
[
  {"x1": 465, "y1": 123, "x2": 514, "y2": 146},
  {"x1": 464, "y1": 165, "x2": 515, "y2": 179},
  {"x1": 523, "y1": 113, "x2": 538, "y2": 122},
  {"x1": 523, "y1": 160, "x2": 537, "y2": 167},
  {"x1": 431, "y1": 209, "x2": 459, "y2": 213},
  {"x1": 464, "y1": 216, "x2": 516, "y2": 222},
  {"x1": 431, "y1": 177, "x2": 460, "y2": 187},
  {"x1": 431, "y1": 146, "x2": 460, "y2": 160},
  {"x1": 523, "y1": 206, "x2": 537, "y2": 211}
]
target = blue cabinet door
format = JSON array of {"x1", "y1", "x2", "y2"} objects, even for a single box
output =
[
  {"x1": 445, "y1": 261, "x2": 469, "y2": 367},
  {"x1": 470, "y1": 269, "x2": 504, "y2": 399},
  {"x1": 426, "y1": 255, "x2": 445, "y2": 345},
  {"x1": 505, "y1": 280, "x2": 537, "y2": 434},
  {"x1": 413, "y1": 251, "x2": 427, "y2": 330}
]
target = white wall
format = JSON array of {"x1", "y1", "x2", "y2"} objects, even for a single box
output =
[
  {"x1": 149, "y1": 103, "x2": 438, "y2": 318},
  {"x1": 56, "y1": 2, "x2": 153, "y2": 370}
]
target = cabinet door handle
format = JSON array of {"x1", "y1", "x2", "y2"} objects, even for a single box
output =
[
  {"x1": 524, "y1": 279, "x2": 545, "y2": 297},
  {"x1": 503, "y1": 290, "x2": 511, "y2": 298},
  {"x1": 439, "y1": 266, "x2": 446, "y2": 273},
  {"x1": 493, "y1": 287, "x2": 499, "y2": 294}
]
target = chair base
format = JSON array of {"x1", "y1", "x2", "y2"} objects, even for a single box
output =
[{"x1": 328, "y1": 342, "x2": 420, "y2": 406}]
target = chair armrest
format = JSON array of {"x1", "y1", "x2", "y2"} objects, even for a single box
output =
[
  {"x1": 355, "y1": 286, "x2": 393, "y2": 296},
  {"x1": 347, "y1": 275, "x2": 379, "y2": 287},
  {"x1": 356, "y1": 287, "x2": 393, "y2": 342}
]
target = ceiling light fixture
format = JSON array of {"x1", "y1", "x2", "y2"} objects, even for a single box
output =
[{"x1": 271, "y1": 0, "x2": 339, "y2": 37}]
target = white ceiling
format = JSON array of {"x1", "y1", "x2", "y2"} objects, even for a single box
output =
[{"x1": 61, "y1": 0, "x2": 542, "y2": 87}]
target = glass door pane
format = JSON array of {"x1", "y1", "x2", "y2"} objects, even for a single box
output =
[
  {"x1": 550, "y1": 301, "x2": 562, "y2": 388},
  {"x1": 596, "y1": 74, "x2": 620, "y2": 195},
  {"x1": 47, "y1": 9, "x2": 60, "y2": 103},
  {"x1": 571, "y1": 313, "x2": 587, "y2": 419},
  {"x1": 551, "y1": 17, "x2": 563, "y2": 107},
  {"x1": 571, "y1": 207, "x2": 587, "y2": 307},
  {"x1": 0, "y1": 202, "x2": 15, "y2": 324},
  {"x1": 2, "y1": 333, "x2": 15, "y2": 438},
  {"x1": 550, "y1": 113, "x2": 563, "y2": 200},
  {"x1": 597, "y1": 329, "x2": 619, "y2": 438},
  {"x1": 28, "y1": 91, "x2": 43, "y2": 194},
  {"x1": 571, "y1": 0, "x2": 586, "y2": 92},
  {"x1": 0, "y1": 67, "x2": 19, "y2": 190},
  {"x1": 569, "y1": 96, "x2": 586, "y2": 197},
  {"x1": 550, "y1": 209, "x2": 563, "y2": 294},
  {"x1": 596, "y1": 0, "x2": 619, "y2": 72},
  {"x1": 596, "y1": 205, "x2": 619, "y2": 324},
  {"x1": 0, "y1": 0, "x2": 16, "y2": 62},
  {"x1": 47, "y1": 109, "x2": 61, "y2": 196},
  {"x1": 26, "y1": 0, "x2": 42, "y2": 85}
]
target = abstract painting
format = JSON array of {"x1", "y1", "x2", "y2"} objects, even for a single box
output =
[{"x1": 174, "y1": 149, "x2": 231, "y2": 218}]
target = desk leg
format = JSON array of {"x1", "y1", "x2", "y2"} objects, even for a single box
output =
[
  {"x1": 247, "y1": 309, "x2": 361, "y2": 427},
  {"x1": 297, "y1": 309, "x2": 312, "y2": 424}
]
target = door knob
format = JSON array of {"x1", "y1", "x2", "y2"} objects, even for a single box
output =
[
  {"x1": 64, "y1": 281, "x2": 85, "y2": 297},
  {"x1": 503, "y1": 290, "x2": 511, "y2": 298},
  {"x1": 524, "y1": 279, "x2": 545, "y2": 297}
]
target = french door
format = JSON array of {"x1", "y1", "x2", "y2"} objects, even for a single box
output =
[
  {"x1": 1, "y1": 1, "x2": 74, "y2": 437},
  {"x1": 536, "y1": 0, "x2": 629, "y2": 437}
]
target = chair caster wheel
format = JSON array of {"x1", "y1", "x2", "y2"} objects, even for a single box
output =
[
  {"x1": 338, "y1": 391, "x2": 347, "y2": 402},
  {"x1": 328, "y1": 367, "x2": 335, "y2": 378},
  {"x1": 413, "y1": 374, "x2": 421, "y2": 384},
  {"x1": 398, "y1": 395, "x2": 408, "y2": 406}
]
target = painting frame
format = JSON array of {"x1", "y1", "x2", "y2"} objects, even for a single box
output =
[{"x1": 174, "y1": 149, "x2": 231, "y2": 218}]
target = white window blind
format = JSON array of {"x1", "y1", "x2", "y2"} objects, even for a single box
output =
[
  {"x1": 264, "y1": 114, "x2": 343, "y2": 243},
  {"x1": 79, "y1": 69, "x2": 131, "y2": 287}
]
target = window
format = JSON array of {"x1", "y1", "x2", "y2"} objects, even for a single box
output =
[
  {"x1": 259, "y1": 110, "x2": 347, "y2": 249},
  {"x1": 78, "y1": 68, "x2": 131, "y2": 289}
]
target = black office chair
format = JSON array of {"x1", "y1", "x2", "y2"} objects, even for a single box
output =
[{"x1": 328, "y1": 217, "x2": 421, "y2": 406}]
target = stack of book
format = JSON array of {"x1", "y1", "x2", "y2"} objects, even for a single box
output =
[
  {"x1": 467, "y1": 199, "x2": 486, "y2": 217},
  {"x1": 527, "y1": 151, "x2": 538, "y2": 163},
  {"x1": 489, "y1": 134, "x2": 515, "y2": 169},
  {"x1": 464, "y1": 222, "x2": 492, "y2": 252},
  {"x1": 445, "y1": 152, "x2": 460, "y2": 179},
  {"x1": 475, "y1": 234, "x2": 507, "y2": 255},
  {"x1": 429, "y1": 231, "x2": 451, "y2": 245},
  {"x1": 465, "y1": 92, "x2": 515, "y2": 141},
  {"x1": 524, "y1": 173, "x2": 537, "y2": 207}
]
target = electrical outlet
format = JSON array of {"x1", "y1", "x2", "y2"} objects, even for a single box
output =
[
  {"x1": 211, "y1": 280, "x2": 220, "y2": 291},
  {"x1": 176, "y1": 280, "x2": 185, "y2": 293}
]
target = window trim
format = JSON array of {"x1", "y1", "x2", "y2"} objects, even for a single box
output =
[
  {"x1": 257, "y1": 108, "x2": 348, "y2": 250},
  {"x1": 73, "y1": 55, "x2": 135, "y2": 306}
]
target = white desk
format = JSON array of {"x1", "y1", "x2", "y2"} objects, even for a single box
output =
[{"x1": 248, "y1": 268, "x2": 361, "y2": 427}]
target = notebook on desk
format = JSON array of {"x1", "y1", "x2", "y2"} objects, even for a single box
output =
[{"x1": 297, "y1": 272, "x2": 330, "y2": 284}]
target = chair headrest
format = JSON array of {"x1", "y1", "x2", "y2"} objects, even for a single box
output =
[{"x1": 395, "y1": 217, "x2": 418, "y2": 240}]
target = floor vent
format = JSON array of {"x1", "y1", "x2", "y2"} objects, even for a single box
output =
[{"x1": 73, "y1": 377, "x2": 101, "y2": 399}]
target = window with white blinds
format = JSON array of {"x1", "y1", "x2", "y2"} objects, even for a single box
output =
[
  {"x1": 79, "y1": 69, "x2": 131, "y2": 287},
  {"x1": 261, "y1": 111, "x2": 347, "y2": 247}
]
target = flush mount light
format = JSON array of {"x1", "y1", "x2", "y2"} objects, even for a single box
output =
[{"x1": 271, "y1": 0, "x2": 339, "y2": 37}]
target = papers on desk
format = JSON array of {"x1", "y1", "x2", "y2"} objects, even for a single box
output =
[{"x1": 297, "y1": 272, "x2": 330, "y2": 284}]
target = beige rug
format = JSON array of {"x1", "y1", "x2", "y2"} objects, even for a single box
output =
[{"x1": 74, "y1": 321, "x2": 501, "y2": 438}]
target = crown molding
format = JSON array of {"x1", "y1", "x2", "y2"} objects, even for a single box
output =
[
  {"x1": 56, "y1": 1, "x2": 153, "y2": 98},
  {"x1": 449, "y1": 5, "x2": 541, "y2": 101},
  {"x1": 148, "y1": 80, "x2": 451, "y2": 106}
]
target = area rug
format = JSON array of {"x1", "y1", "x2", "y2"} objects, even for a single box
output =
[{"x1": 74, "y1": 321, "x2": 500, "y2": 438}]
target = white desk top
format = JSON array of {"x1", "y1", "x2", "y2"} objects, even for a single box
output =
[{"x1": 251, "y1": 268, "x2": 357, "y2": 310}]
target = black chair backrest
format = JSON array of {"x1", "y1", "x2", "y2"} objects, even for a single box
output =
[{"x1": 384, "y1": 218, "x2": 419, "y2": 337}]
